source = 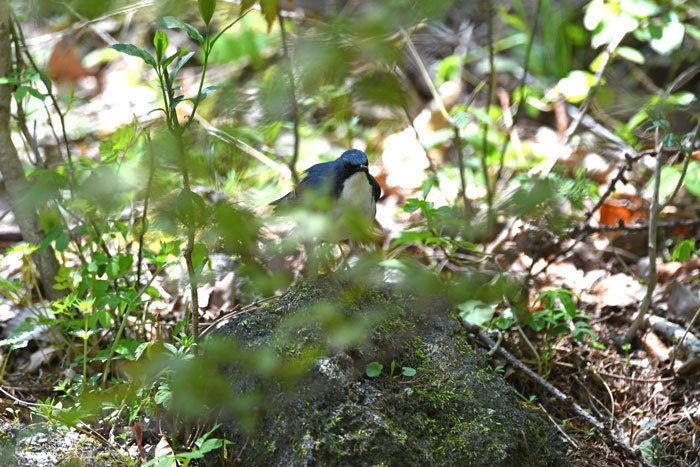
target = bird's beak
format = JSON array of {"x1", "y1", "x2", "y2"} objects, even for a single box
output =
[{"x1": 360, "y1": 164, "x2": 368, "y2": 171}]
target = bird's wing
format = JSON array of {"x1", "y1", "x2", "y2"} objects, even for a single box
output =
[
  {"x1": 367, "y1": 172, "x2": 382, "y2": 201},
  {"x1": 296, "y1": 159, "x2": 342, "y2": 196},
  {"x1": 272, "y1": 160, "x2": 339, "y2": 206}
]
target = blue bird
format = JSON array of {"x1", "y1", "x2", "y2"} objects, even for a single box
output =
[{"x1": 275, "y1": 149, "x2": 381, "y2": 219}]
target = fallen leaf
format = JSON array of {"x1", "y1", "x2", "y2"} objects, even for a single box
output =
[
  {"x1": 593, "y1": 273, "x2": 646, "y2": 308},
  {"x1": 19, "y1": 346, "x2": 57, "y2": 374}
]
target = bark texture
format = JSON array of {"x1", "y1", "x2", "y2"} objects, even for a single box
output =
[{"x1": 0, "y1": 1, "x2": 63, "y2": 300}]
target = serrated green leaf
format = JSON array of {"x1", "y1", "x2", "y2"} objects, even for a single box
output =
[
  {"x1": 672, "y1": 239, "x2": 695, "y2": 262},
  {"x1": 0, "y1": 320, "x2": 35, "y2": 350}
]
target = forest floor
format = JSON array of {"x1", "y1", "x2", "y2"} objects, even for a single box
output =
[{"x1": 1, "y1": 3, "x2": 699, "y2": 466}]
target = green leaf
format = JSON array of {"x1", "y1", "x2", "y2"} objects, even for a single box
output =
[
  {"x1": 109, "y1": 43, "x2": 156, "y2": 67},
  {"x1": 106, "y1": 261, "x2": 120, "y2": 280},
  {"x1": 616, "y1": 46, "x2": 644, "y2": 64},
  {"x1": 259, "y1": 0, "x2": 280, "y2": 31},
  {"x1": 163, "y1": 47, "x2": 190, "y2": 68},
  {"x1": 401, "y1": 367, "x2": 417, "y2": 377},
  {"x1": 170, "y1": 51, "x2": 195, "y2": 82},
  {"x1": 435, "y1": 55, "x2": 462, "y2": 86},
  {"x1": 685, "y1": 162, "x2": 700, "y2": 196},
  {"x1": 96, "y1": 310, "x2": 112, "y2": 328},
  {"x1": 55, "y1": 232, "x2": 70, "y2": 252},
  {"x1": 197, "y1": 85, "x2": 219, "y2": 103},
  {"x1": 37, "y1": 226, "x2": 64, "y2": 253},
  {"x1": 191, "y1": 243, "x2": 209, "y2": 272},
  {"x1": 0, "y1": 320, "x2": 35, "y2": 350},
  {"x1": 115, "y1": 339, "x2": 142, "y2": 357},
  {"x1": 0, "y1": 75, "x2": 21, "y2": 85},
  {"x1": 457, "y1": 300, "x2": 495, "y2": 326},
  {"x1": 15, "y1": 85, "x2": 45, "y2": 101},
  {"x1": 557, "y1": 290, "x2": 577, "y2": 316},
  {"x1": 638, "y1": 434, "x2": 664, "y2": 465},
  {"x1": 198, "y1": 0, "x2": 217, "y2": 25},
  {"x1": 583, "y1": 0, "x2": 605, "y2": 31},
  {"x1": 557, "y1": 70, "x2": 595, "y2": 103},
  {"x1": 672, "y1": 239, "x2": 696, "y2": 262},
  {"x1": 620, "y1": 0, "x2": 659, "y2": 18},
  {"x1": 118, "y1": 253, "x2": 134, "y2": 275},
  {"x1": 649, "y1": 12, "x2": 684, "y2": 55},
  {"x1": 152, "y1": 17, "x2": 204, "y2": 44},
  {"x1": 365, "y1": 361, "x2": 383, "y2": 377},
  {"x1": 154, "y1": 384, "x2": 172, "y2": 405},
  {"x1": 655, "y1": 166, "x2": 682, "y2": 200},
  {"x1": 153, "y1": 30, "x2": 168, "y2": 62},
  {"x1": 240, "y1": 0, "x2": 256, "y2": 14}
]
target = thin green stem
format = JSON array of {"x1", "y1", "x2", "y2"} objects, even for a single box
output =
[
  {"x1": 83, "y1": 315, "x2": 88, "y2": 382},
  {"x1": 102, "y1": 264, "x2": 164, "y2": 387},
  {"x1": 0, "y1": 349, "x2": 12, "y2": 386},
  {"x1": 480, "y1": 0, "x2": 496, "y2": 220}
]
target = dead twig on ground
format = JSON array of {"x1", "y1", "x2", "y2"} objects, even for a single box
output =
[{"x1": 460, "y1": 319, "x2": 655, "y2": 467}]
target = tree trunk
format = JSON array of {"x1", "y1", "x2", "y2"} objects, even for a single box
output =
[{"x1": 0, "y1": 1, "x2": 63, "y2": 300}]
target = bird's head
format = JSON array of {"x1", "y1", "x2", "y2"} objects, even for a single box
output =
[{"x1": 339, "y1": 149, "x2": 369, "y2": 173}]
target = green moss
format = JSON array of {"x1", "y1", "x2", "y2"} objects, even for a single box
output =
[{"x1": 211, "y1": 279, "x2": 569, "y2": 466}]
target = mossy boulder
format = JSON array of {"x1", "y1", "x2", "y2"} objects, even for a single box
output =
[{"x1": 208, "y1": 278, "x2": 568, "y2": 466}]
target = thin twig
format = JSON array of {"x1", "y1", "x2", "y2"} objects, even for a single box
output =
[
  {"x1": 620, "y1": 131, "x2": 665, "y2": 346},
  {"x1": 461, "y1": 319, "x2": 655, "y2": 467},
  {"x1": 200, "y1": 294, "x2": 280, "y2": 336},
  {"x1": 594, "y1": 369, "x2": 674, "y2": 383},
  {"x1": 537, "y1": 402, "x2": 579, "y2": 448},
  {"x1": 572, "y1": 217, "x2": 700, "y2": 235},
  {"x1": 660, "y1": 120, "x2": 700, "y2": 211},
  {"x1": 669, "y1": 305, "x2": 700, "y2": 377},
  {"x1": 138, "y1": 133, "x2": 157, "y2": 287}
]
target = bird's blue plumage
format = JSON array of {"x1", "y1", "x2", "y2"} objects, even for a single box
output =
[{"x1": 276, "y1": 149, "x2": 381, "y2": 208}]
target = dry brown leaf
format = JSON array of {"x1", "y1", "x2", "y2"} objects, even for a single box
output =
[
  {"x1": 592, "y1": 273, "x2": 646, "y2": 308},
  {"x1": 666, "y1": 281, "x2": 700, "y2": 323},
  {"x1": 19, "y1": 346, "x2": 58, "y2": 374},
  {"x1": 153, "y1": 435, "x2": 176, "y2": 466}
]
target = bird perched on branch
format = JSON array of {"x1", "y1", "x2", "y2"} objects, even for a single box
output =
[{"x1": 274, "y1": 149, "x2": 381, "y2": 219}]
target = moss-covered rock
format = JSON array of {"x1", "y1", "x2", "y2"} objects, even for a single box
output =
[
  {"x1": 210, "y1": 278, "x2": 568, "y2": 466},
  {"x1": 0, "y1": 422, "x2": 132, "y2": 467}
]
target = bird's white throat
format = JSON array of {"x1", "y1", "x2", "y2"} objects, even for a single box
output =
[{"x1": 339, "y1": 172, "x2": 376, "y2": 218}]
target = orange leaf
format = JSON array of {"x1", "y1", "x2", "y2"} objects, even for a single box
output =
[{"x1": 599, "y1": 201, "x2": 632, "y2": 226}]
